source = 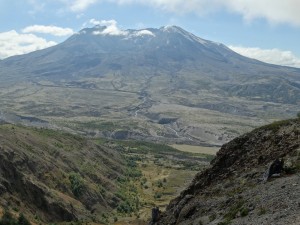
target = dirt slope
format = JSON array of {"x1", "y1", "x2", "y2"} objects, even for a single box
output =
[{"x1": 157, "y1": 118, "x2": 300, "y2": 225}]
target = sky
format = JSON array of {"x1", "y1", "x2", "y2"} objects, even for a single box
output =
[{"x1": 1, "y1": 0, "x2": 300, "y2": 68}]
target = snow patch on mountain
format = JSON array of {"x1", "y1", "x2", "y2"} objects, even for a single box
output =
[
  {"x1": 93, "y1": 26, "x2": 128, "y2": 36},
  {"x1": 134, "y1": 30, "x2": 155, "y2": 37},
  {"x1": 161, "y1": 25, "x2": 208, "y2": 45}
]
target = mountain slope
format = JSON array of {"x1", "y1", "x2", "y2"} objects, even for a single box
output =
[
  {"x1": 0, "y1": 124, "x2": 126, "y2": 223},
  {"x1": 1, "y1": 25, "x2": 300, "y2": 85},
  {"x1": 157, "y1": 118, "x2": 300, "y2": 225},
  {"x1": 0, "y1": 25, "x2": 299, "y2": 145}
]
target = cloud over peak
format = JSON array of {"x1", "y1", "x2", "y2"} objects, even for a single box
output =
[{"x1": 90, "y1": 19, "x2": 129, "y2": 36}]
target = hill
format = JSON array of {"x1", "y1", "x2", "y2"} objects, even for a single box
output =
[
  {"x1": 0, "y1": 124, "x2": 126, "y2": 223},
  {"x1": 0, "y1": 124, "x2": 213, "y2": 224},
  {"x1": 157, "y1": 117, "x2": 300, "y2": 225},
  {"x1": 0, "y1": 26, "x2": 299, "y2": 145}
]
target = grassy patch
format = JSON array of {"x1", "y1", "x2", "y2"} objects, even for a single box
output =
[
  {"x1": 220, "y1": 200, "x2": 247, "y2": 224},
  {"x1": 258, "y1": 118, "x2": 299, "y2": 132},
  {"x1": 258, "y1": 207, "x2": 267, "y2": 216}
]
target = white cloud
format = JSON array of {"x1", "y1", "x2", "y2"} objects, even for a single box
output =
[
  {"x1": 89, "y1": 19, "x2": 114, "y2": 26},
  {"x1": 0, "y1": 30, "x2": 57, "y2": 59},
  {"x1": 225, "y1": 0, "x2": 300, "y2": 26},
  {"x1": 27, "y1": 0, "x2": 45, "y2": 13},
  {"x1": 22, "y1": 25, "x2": 74, "y2": 36},
  {"x1": 229, "y1": 46, "x2": 300, "y2": 68},
  {"x1": 107, "y1": 0, "x2": 300, "y2": 26},
  {"x1": 134, "y1": 30, "x2": 155, "y2": 37},
  {"x1": 90, "y1": 19, "x2": 129, "y2": 36},
  {"x1": 69, "y1": 0, "x2": 99, "y2": 12},
  {"x1": 54, "y1": 0, "x2": 300, "y2": 26},
  {"x1": 89, "y1": 19, "x2": 155, "y2": 36}
]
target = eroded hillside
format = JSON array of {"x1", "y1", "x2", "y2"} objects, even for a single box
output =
[
  {"x1": 157, "y1": 118, "x2": 300, "y2": 225},
  {"x1": 0, "y1": 124, "x2": 126, "y2": 223},
  {"x1": 0, "y1": 124, "x2": 214, "y2": 224}
]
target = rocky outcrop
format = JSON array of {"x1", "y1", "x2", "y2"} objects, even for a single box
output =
[{"x1": 158, "y1": 118, "x2": 300, "y2": 225}]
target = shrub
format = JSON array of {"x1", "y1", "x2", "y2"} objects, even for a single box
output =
[
  {"x1": 0, "y1": 211, "x2": 31, "y2": 225},
  {"x1": 154, "y1": 192, "x2": 162, "y2": 199},
  {"x1": 156, "y1": 180, "x2": 163, "y2": 188},
  {"x1": 224, "y1": 200, "x2": 245, "y2": 222},
  {"x1": 209, "y1": 214, "x2": 217, "y2": 222},
  {"x1": 18, "y1": 214, "x2": 31, "y2": 225},
  {"x1": 0, "y1": 211, "x2": 16, "y2": 225},
  {"x1": 240, "y1": 207, "x2": 249, "y2": 217},
  {"x1": 69, "y1": 172, "x2": 85, "y2": 197},
  {"x1": 117, "y1": 201, "x2": 133, "y2": 213},
  {"x1": 258, "y1": 207, "x2": 267, "y2": 216}
]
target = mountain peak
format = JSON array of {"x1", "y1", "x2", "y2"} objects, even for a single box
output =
[
  {"x1": 78, "y1": 25, "x2": 157, "y2": 38},
  {"x1": 77, "y1": 25, "x2": 209, "y2": 45},
  {"x1": 160, "y1": 25, "x2": 208, "y2": 45}
]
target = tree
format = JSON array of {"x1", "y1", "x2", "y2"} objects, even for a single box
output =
[
  {"x1": 0, "y1": 211, "x2": 31, "y2": 225},
  {"x1": 0, "y1": 211, "x2": 16, "y2": 225},
  {"x1": 69, "y1": 172, "x2": 85, "y2": 197},
  {"x1": 18, "y1": 214, "x2": 31, "y2": 225}
]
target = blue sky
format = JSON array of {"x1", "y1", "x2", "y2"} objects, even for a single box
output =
[{"x1": 1, "y1": 0, "x2": 300, "y2": 67}]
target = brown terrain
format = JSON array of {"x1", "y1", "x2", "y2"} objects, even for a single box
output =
[
  {"x1": 157, "y1": 118, "x2": 300, "y2": 225},
  {"x1": 0, "y1": 124, "x2": 126, "y2": 224},
  {"x1": 0, "y1": 123, "x2": 212, "y2": 224}
]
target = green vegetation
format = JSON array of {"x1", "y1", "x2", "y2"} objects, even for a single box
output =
[
  {"x1": 209, "y1": 214, "x2": 217, "y2": 222},
  {"x1": 0, "y1": 211, "x2": 31, "y2": 225},
  {"x1": 219, "y1": 200, "x2": 247, "y2": 225},
  {"x1": 156, "y1": 180, "x2": 164, "y2": 188},
  {"x1": 75, "y1": 121, "x2": 120, "y2": 131},
  {"x1": 114, "y1": 139, "x2": 214, "y2": 171},
  {"x1": 117, "y1": 140, "x2": 183, "y2": 154},
  {"x1": 125, "y1": 156, "x2": 143, "y2": 178},
  {"x1": 259, "y1": 118, "x2": 299, "y2": 132},
  {"x1": 99, "y1": 138, "x2": 212, "y2": 223},
  {"x1": 69, "y1": 172, "x2": 85, "y2": 197},
  {"x1": 154, "y1": 192, "x2": 162, "y2": 199},
  {"x1": 258, "y1": 207, "x2": 267, "y2": 216},
  {"x1": 217, "y1": 221, "x2": 231, "y2": 225},
  {"x1": 240, "y1": 207, "x2": 249, "y2": 217},
  {"x1": 116, "y1": 157, "x2": 142, "y2": 215},
  {"x1": 0, "y1": 124, "x2": 213, "y2": 224}
]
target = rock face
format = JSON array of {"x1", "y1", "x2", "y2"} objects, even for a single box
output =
[
  {"x1": 0, "y1": 125, "x2": 126, "y2": 223},
  {"x1": 157, "y1": 118, "x2": 300, "y2": 225}
]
